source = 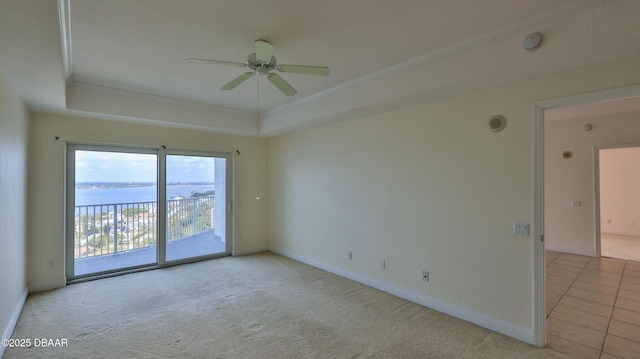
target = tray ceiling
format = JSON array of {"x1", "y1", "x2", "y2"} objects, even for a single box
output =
[{"x1": 1, "y1": 0, "x2": 639, "y2": 135}]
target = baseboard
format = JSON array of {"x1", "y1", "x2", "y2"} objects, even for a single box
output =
[
  {"x1": 1, "y1": 287, "x2": 28, "y2": 358},
  {"x1": 545, "y1": 245, "x2": 594, "y2": 257},
  {"x1": 602, "y1": 231, "x2": 640, "y2": 238},
  {"x1": 233, "y1": 246, "x2": 268, "y2": 256},
  {"x1": 269, "y1": 246, "x2": 534, "y2": 345},
  {"x1": 28, "y1": 279, "x2": 66, "y2": 293}
]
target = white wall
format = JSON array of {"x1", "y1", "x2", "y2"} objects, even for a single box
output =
[
  {"x1": 599, "y1": 147, "x2": 640, "y2": 237},
  {"x1": 0, "y1": 66, "x2": 28, "y2": 354},
  {"x1": 268, "y1": 56, "x2": 640, "y2": 343},
  {"x1": 27, "y1": 113, "x2": 268, "y2": 291},
  {"x1": 545, "y1": 113, "x2": 640, "y2": 255}
]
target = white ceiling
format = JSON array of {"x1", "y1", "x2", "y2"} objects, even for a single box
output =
[{"x1": 1, "y1": 0, "x2": 640, "y2": 136}]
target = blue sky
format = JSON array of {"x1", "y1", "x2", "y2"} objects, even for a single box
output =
[
  {"x1": 166, "y1": 155, "x2": 216, "y2": 183},
  {"x1": 75, "y1": 151, "x2": 216, "y2": 182}
]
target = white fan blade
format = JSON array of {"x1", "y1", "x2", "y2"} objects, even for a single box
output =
[
  {"x1": 187, "y1": 58, "x2": 248, "y2": 67},
  {"x1": 277, "y1": 65, "x2": 330, "y2": 76},
  {"x1": 267, "y1": 73, "x2": 297, "y2": 96},
  {"x1": 221, "y1": 72, "x2": 254, "y2": 91},
  {"x1": 255, "y1": 40, "x2": 275, "y2": 63}
]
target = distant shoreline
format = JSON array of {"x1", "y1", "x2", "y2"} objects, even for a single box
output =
[{"x1": 75, "y1": 182, "x2": 214, "y2": 190}]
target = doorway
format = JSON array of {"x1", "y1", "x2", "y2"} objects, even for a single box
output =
[
  {"x1": 597, "y1": 146, "x2": 640, "y2": 262},
  {"x1": 535, "y1": 85, "x2": 640, "y2": 348},
  {"x1": 66, "y1": 144, "x2": 232, "y2": 280}
]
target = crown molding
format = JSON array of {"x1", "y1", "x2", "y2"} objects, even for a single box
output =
[
  {"x1": 57, "y1": 0, "x2": 72, "y2": 84},
  {"x1": 263, "y1": 0, "x2": 607, "y2": 120}
]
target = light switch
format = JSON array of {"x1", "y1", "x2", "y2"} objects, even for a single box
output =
[{"x1": 513, "y1": 222, "x2": 529, "y2": 236}]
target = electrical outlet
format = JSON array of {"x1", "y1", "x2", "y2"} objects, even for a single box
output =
[
  {"x1": 348, "y1": 251, "x2": 353, "y2": 260},
  {"x1": 48, "y1": 259, "x2": 55, "y2": 268},
  {"x1": 422, "y1": 271, "x2": 429, "y2": 282}
]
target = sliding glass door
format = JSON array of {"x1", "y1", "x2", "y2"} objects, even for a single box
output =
[
  {"x1": 66, "y1": 145, "x2": 231, "y2": 280},
  {"x1": 165, "y1": 154, "x2": 228, "y2": 261},
  {"x1": 69, "y1": 148, "x2": 158, "y2": 276}
]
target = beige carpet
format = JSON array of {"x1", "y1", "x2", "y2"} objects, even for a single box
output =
[{"x1": 4, "y1": 252, "x2": 566, "y2": 359}]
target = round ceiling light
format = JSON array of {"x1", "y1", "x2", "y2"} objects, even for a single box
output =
[{"x1": 522, "y1": 32, "x2": 544, "y2": 51}]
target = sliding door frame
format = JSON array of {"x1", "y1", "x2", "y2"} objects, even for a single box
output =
[
  {"x1": 163, "y1": 149, "x2": 233, "y2": 265},
  {"x1": 65, "y1": 143, "x2": 233, "y2": 282}
]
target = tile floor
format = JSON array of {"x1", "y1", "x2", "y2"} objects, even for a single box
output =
[{"x1": 546, "y1": 250, "x2": 640, "y2": 358}]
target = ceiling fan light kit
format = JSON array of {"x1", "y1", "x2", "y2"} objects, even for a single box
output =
[{"x1": 188, "y1": 40, "x2": 330, "y2": 96}]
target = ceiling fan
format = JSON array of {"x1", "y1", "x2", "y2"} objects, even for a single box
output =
[{"x1": 188, "y1": 40, "x2": 330, "y2": 96}]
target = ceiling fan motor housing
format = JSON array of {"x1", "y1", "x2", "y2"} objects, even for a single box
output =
[{"x1": 248, "y1": 53, "x2": 276, "y2": 75}]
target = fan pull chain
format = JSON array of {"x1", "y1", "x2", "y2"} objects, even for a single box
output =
[{"x1": 255, "y1": 73, "x2": 261, "y2": 200}]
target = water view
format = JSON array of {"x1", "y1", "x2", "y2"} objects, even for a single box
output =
[{"x1": 75, "y1": 182, "x2": 215, "y2": 206}]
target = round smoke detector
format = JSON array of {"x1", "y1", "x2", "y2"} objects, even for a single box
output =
[
  {"x1": 488, "y1": 115, "x2": 507, "y2": 133},
  {"x1": 522, "y1": 32, "x2": 544, "y2": 51}
]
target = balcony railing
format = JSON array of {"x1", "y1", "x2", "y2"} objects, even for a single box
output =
[{"x1": 74, "y1": 196, "x2": 215, "y2": 259}]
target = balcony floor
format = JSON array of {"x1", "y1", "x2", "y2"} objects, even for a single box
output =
[{"x1": 74, "y1": 230, "x2": 226, "y2": 276}]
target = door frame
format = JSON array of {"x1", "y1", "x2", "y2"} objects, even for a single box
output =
[
  {"x1": 65, "y1": 144, "x2": 161, "y2": 280},
  {"x1": 595, "y1": 143, "x2": 640, "y2": 260},
  {"x1": 163, "y1": 149, "x2": 233, "y2": 264},
  {"x1": 533, "y1": 83, "x2": 640, "y2": 347},
  {"x1": 65, "y1": 143, "x2": 233, "y2": 282}
]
